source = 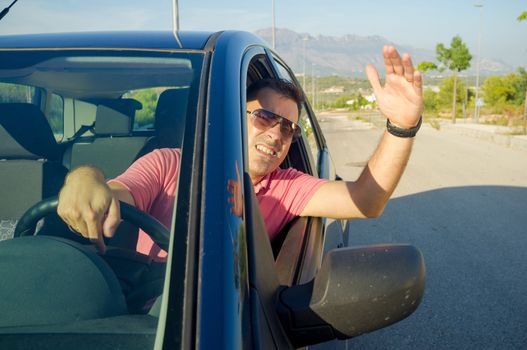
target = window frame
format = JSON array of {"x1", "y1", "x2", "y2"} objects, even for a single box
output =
[{"x1": 239, "y1": 49, "x2": 327, "y2": 288}]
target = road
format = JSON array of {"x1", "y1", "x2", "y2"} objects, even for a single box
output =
[{"x1": 318, "y1": 114, "x2": 527, "y2": 349}]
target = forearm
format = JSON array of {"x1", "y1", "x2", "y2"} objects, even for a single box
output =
[{"x1": 353, "y1": 130, "x2": 414, "y2": 216}]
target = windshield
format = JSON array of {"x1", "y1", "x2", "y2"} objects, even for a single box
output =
[{"x1": 0, "y1": 49, "x2": 204, "y2": 349}]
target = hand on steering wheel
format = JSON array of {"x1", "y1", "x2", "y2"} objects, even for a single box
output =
[{"x1": 14, "y1": 196, "x2": 170, "y2": 252}]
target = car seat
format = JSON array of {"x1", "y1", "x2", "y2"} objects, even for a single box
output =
[
  {"x1": 133, "y1": 87, "x2": 189, "y2": 160},
  {"x1": 0, "y1": 103, "x2": 68, "y2": 240}
]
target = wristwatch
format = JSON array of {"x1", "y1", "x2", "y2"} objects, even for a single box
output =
[{"x1": 386, "y1": 116, "x2": 422, "y2": 138}]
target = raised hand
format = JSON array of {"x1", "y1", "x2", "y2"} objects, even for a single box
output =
[{"x1": 365, "y1": 45, "x2": 423, "y2": 129}]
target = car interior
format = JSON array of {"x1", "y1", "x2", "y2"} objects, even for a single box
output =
[{"x1": 0, "y1": 51, "x2": 204, "y2": 348}]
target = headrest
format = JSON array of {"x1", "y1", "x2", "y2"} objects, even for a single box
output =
[
  {"x1": 154, "y1": 88, "x2": 189, "y2": 145},
  {"x1": 91, "y1": 98, "x2": 142, "y2": 119},
  {"x1": 0, "y1": 103, "x2": 61, "y2": 160},
  {"x1": 94, "y1": 105, "x2": 132, "y2": 136}
]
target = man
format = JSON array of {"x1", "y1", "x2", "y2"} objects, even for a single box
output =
[{"x1": 58, "y1": 45, "x2": 423, "y2": 257}]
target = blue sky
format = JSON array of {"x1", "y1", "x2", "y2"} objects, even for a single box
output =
[{"x1": 0, "y1": 0, "x2": 525, "y2": 68}]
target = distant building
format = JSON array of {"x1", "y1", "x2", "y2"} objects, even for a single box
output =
[{"x1": 321, "y1": 86, "x2": 345, "y2": 94}]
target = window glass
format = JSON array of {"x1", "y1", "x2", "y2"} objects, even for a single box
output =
[
  {"x1": 0, "y1": 82, "x2": 36, "y2": 103},
  {"x1": 125, "y1": 86, "x2": 191, "y2": 132},
  {"x1": 0, "y1": 50, "x2": 204, "y2": 349},
  {"x1": 273, "y1": 59, "x2": 320, "y2": 165},
  {"x1": 48, "y1": 93, "x2": 64, "y2": 141},
  {"x1": 125, "y1": 88, "x2": 158, "y2": 130},
  {"x1": 299, "y1": 104, "x2": 318, "y2": 163}
]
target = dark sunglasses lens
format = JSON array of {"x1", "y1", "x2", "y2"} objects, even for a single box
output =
[
  {"x1": 253, "y1": 109, "x2": 277, "y2": 125},
  {"x1": 252, "y1": 109, "x2": 300, "y2": 138},
  {"x1": 279, "y1": 120, "x2": 296, "y2": 137}
]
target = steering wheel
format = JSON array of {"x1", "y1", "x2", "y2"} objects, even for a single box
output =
[
  {"x1": 13, "y1": 196, "x2": 170, "y2": 251},
  {"x1": 13, "y1": 196, "x2": 171, "y2": 313}
]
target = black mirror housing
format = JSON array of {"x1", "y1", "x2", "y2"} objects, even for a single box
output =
[{"x1": 278, "y1": 244, "x2": 426, "y2": 347}]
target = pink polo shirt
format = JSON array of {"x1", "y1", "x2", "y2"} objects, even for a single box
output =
[{"x1": 111, "y1": 148, "x2": 327, "y2": 259}]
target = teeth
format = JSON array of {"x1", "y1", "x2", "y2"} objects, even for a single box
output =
[{"x1": 256, "y1": 145, "x2": 276, "y2": 156}]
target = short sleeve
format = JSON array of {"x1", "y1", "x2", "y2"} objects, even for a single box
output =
[{"x1": 110, "y1": 148, "x2": 178, "y2": 213}]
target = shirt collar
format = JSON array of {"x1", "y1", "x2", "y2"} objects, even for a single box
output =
[{"x1": 253, "y1": 170, "x2": 275, "y2": 195}]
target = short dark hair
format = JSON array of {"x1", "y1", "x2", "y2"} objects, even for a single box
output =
[{"x1": 247, "y1": 78, "x2": 304, "y2": 116}]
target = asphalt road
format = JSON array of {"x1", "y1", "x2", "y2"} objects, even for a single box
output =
[{"x1": 318, "y1": 115, "x2": 527, "y2": 350}]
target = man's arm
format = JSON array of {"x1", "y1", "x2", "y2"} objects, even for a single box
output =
[
  {"x1": 301, "y1": 45, "x2": 423, "y2": 219},
  {"x1": 57, "y1": 165, "x2": 135, "y2": 253}
]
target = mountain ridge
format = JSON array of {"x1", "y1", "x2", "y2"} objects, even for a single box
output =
[{"x1": 254, "y1": 28, "x2": 513, "y2": 78}]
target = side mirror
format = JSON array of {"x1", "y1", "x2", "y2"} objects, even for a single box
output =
[{"x1": 277, "y1": 244, "x2": 426, "y2": 348}]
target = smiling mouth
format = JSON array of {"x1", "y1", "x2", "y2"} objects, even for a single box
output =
[{"x1": 255, "y1": 144, "x2": 277, "y2": 157}]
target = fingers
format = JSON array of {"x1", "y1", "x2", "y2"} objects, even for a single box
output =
[
  {"x1": 384, "y1": 45, "x2": 415, "y2": 83},
  {"x1": 383, "y1": 46, "x2": 394, "y2": 75},
  {"x1": 413, "y1": 70, "x2": 423, "y2": 91},
  {"x1": 59, "y1": 205, "x2": 108, "y2": 253},
  {"x1": 384, "y1": 45, "x2": 404, "y2": 76},
  {"x1": 365, "y1": 64, "x2": 382, "y2": 95},
  {"x1": 86, "y1": 216, "x2": 106, "y2": 254},
  {"x1": 102, "y1": 197, "x2": 121, "y2": 238},
  {"x1": 402, "y1": 53, "x2": 414, "y2": 81}
]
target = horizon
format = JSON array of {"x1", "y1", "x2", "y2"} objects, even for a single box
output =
[{"x1": 0, "y1": 0, "x2": 525, "y2": 69}]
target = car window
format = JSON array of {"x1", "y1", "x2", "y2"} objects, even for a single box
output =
[
  {"x1": 0, "y1": 82, "x2": 64, "y2": 141},
  {"x1": 125, "y1": 88, "x2": 158, "y2": 130},
  {"x1": 0, "y1": 82, "x2": 37, "y2": 104},
  {"x1": 0, "y1": 49, "x2": 204, "y2": 349},
  {"x1": 48, "y1": 93, "x2": 64, "y2": 141},
  {"x1": 273, "y1": 58, "x2": 320, "y2": 168}
]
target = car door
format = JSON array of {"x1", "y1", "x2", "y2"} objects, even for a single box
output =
[
  {"x1": 239, "y1": 46, "x2": 341, "y2": 348},
  {"x1": 267, "y1": 52, "x2": 347, "y2": 277}
]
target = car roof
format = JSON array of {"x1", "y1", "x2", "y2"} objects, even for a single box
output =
[{"x1": 0, "y1": 31, "x2": 216, "y2": 51}]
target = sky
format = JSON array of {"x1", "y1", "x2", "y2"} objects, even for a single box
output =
[{"x1": 0, "y1": 0, "x2": 525, "y2": 69}]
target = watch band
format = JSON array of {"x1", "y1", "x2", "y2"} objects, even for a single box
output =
[{"x1": 386, "y1": 116, "x2": 422, "y2": 138}]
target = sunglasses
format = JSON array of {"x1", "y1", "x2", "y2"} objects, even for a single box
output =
[{"x1": 247, "y1": 108, "x2": 302, "y2": 139}]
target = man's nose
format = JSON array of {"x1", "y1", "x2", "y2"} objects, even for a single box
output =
[{"x1": 266, "y1": 122, "x2": 283, "y2": 141}]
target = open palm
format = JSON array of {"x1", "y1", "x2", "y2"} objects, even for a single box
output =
[{"x1": 366, "y1": 45, "x2": 423, "y2": 129}]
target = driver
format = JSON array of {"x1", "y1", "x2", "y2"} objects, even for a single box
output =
[{"x1": 58, "y1": 45, "x2": 423, "y2": 260}]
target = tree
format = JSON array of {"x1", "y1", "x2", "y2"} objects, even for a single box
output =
[
  {"x1": 481, "y1": 76, "x2": 515, "y2": 107},
  {"x1": 518, "y1": 11, "x2": 527, "y2": 22},
  {"x1": 126, "y1": 88, "x2": 158, "y2": 127},
  {"x1": 436, "y1": 36, "x2": 472, "y2": 123},
  {"x1": 331, "y1": 95, "x2": 354, "y2": 109},
  {"x1": 423, "y1": 88, "x2": 439, "y2": 113},
  {"x1": 350, "y1": 93, "x2": 369, "y2": 111},
  {"x1": 438, "y1": 76, "x2": 467, "y2": 114},
  {"x1": 479, "y1": 70, "x2": 527, "y2": 117},
  {"x1": 417, "y1": 61, "x2": 438, "y2": 74}
]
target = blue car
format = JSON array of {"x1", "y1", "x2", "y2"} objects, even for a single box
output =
[{"x1": 0, "y1": 31, "x2": 425, "y2": 349}]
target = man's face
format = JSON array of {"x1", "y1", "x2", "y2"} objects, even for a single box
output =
[{"x1": 246, "y1": 88, "x2": 299, "y2": 183}]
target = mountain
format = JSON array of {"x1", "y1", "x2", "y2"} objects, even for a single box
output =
[{"x1": 254, "y1": 28, "x2": 513, "y2": 78}]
